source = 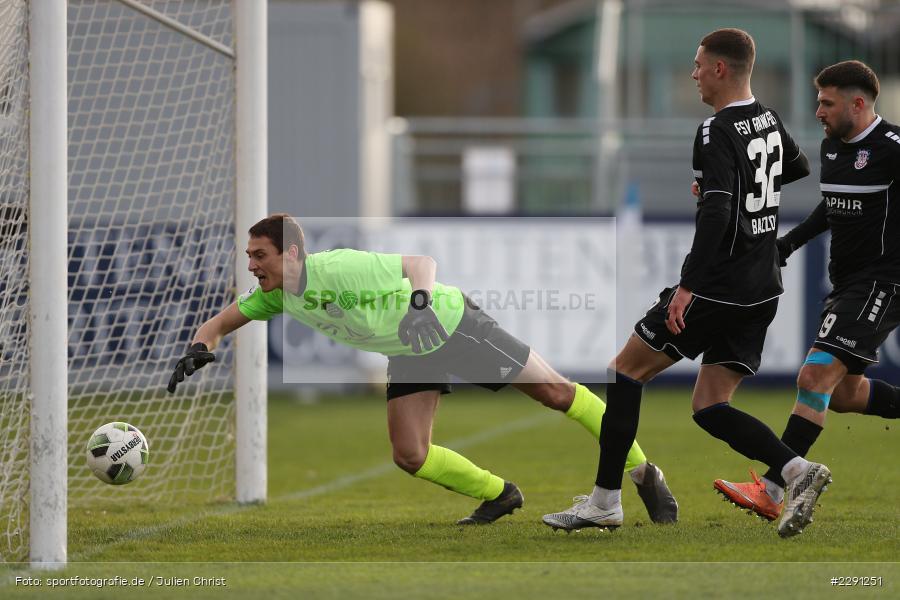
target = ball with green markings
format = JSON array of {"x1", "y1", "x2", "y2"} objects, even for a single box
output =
[{"x1": 85, "y1": 422, "x2": 149, "y2": 485}]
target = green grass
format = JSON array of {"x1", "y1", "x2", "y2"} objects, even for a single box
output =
[{"x1": 3, "y1": 387, "x2": 899, "y2": 598}]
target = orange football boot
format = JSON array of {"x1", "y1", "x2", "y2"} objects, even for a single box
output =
[{"x1": 713, "y1": 469, "x2": 782, "y2": 521}]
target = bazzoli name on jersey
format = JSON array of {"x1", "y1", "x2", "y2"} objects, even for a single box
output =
[{"x1": 751, "y1": 214, "x2": 777, "y2": 235}]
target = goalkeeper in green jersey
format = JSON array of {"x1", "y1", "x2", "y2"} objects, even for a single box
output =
[{"x1": 168, "y1": 213, "x2": 678, "y2": 525}]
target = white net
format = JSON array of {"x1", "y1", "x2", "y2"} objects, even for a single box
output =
[
  {"x1": 1, "y1": 0, "x2": 241, "y2": 562},
  {"x1": 66, "y1": 0, "x2": 237, "y2": 504},
  {"x1": 0, "y1": 0, "x2": 30, "y2": 565}
]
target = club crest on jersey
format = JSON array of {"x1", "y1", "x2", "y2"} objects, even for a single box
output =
[{"x1": 854, "y1": 149, "x2": 870, "y2": 169}]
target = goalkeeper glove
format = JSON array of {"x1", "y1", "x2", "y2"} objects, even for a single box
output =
[
  {"x1": 775, "y1": 237, "x2": 795, "y2": 268},
  {"x1": 398, "y1": 289, "x2": 449, "y2": 354},
  {"x1": 167, "y1": 342, "x2": 216, "y2": 393}
]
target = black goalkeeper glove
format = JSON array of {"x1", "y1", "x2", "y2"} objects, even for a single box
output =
[
  {"x1": 397, "y1": 289, "x2": 449, "y2": 354},
  {"x1": 775, "y1": 236, "x2": 795, "y2": 268},
  {"x1": 167, "y1": 342, "x2": 216, "y2": 393}
]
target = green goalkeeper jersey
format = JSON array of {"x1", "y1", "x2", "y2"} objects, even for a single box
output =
[{"x1": 237, "y1": 249, "x2": 465, "y2": 356}]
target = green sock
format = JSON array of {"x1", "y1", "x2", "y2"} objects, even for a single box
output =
[
  {"x1": 567, "y1": 383, "x2": 648, "y2": 472},
  {"x1": 414, "y1": 444, "x2": 505, "y2": 500}
]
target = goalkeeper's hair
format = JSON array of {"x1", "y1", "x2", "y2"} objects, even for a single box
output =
[{"x1": 249, "y1": 213, "x2": 306, "y2": 259}]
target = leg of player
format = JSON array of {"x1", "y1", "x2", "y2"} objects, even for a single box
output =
[
  {"x1": 511, "y1": 349, "x2": 678, "y2": 523},
  {"x1": 510, "y1": 351, "x2": 650, "y2": 471},
  {"x1": 387, "y1": 389, "x2": 523, "y2": 525},
  {"x1": 694, "y1": 364, "x2": 832, "y2": 536},
  {"x1": 716, "y1": 350, "x2": 846, "y2": 520},
  {"x1": 829, "y1": 375, "x2": 870, "y2": 414},
  {"x1": 690, "y1": 364, "x2": 799, "y2": 478},
  {"x1": 727, "y1": 353, "x2": 900, "y2": 519},
  {"x1": 833, "y1": 375, "x2": 900, "y2": 419},
  {"x1": 543, "y1": 335, "x2": 676, "y2": 531},
  {"x1": 759, "y1": 351, "x2": 846, "y2": 496}
]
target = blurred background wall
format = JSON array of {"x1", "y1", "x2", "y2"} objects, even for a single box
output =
[{"x1": 265, "y1": 0, "x2": 900, "y2": 384}]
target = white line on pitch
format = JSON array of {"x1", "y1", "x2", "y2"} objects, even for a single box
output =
[{"x1": 68, "y1": 410, "x2": 555, "y2": 562}]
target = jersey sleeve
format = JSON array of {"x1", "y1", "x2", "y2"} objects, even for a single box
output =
[
  {"x1": 776, "y1": 113, "x2": 802, "y2": 165},
  {"x1": 783, "y1": 199, "x2": 828, "y2": 250},
  {"x1": 679, "y1": 192, "x2": 732, "y2": 291},
  {"x1": 693, "y1": 120, "x2": 736, "y2": 198},
  {"x1": 236, "y1": 286, "x2": 283, "y2": 321},
  {"x1": 890, "y1": 127, "x2": 900, "y2": 171},
  {"x1": 776, "y1": 116, "x2": 809, "y2": 185},
  {"x1": 363, "y1": 252, "x2": 404, "y2": 290}
]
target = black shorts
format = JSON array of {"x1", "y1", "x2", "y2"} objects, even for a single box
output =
[
  {"x1": 633, "y1": 286, "x2": 779, "y2": 376},
  {"x1": 812, "y1": 281, "x2": 900, "y2": 375},
  {"x1": 385, "y1": 298, "x2": 532, "y2": 400}
]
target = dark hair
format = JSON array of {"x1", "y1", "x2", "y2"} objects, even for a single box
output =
[
  {"x1": 248, "y1": 213, "x2": 306, "y2": 258},
  {"x1": 700, "y1": 28, "x2": 755, "y2": 76},
  {"x1": 815, "y1": 60, "x2": 879, "y2": 100}
]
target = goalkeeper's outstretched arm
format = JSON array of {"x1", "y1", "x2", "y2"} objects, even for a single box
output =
[
  {"x1": 192, "y1": 302, "x2": 251, "y2": 351},
  {"x1": 168, "y1": 302, "x2": 251, "y2": 393}
]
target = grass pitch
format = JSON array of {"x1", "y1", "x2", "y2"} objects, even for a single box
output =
[{"x1": 3, "y1": 386, "x2": 899, "y2": 598}]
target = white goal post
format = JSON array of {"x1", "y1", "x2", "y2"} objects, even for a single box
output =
[
  {"x1": 0, "y1": 0, "x2": 267, "y2": 567},
  {"x1": 233, "y1": 0, "x2": 267, "y2": 508},
  {"x1": 27, "y1": 0, "x2": 68, "y2": 568}
]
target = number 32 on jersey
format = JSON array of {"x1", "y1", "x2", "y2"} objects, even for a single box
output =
[
  {"x1": 745, "y1": 131, "x2": 783, "y2": 211},
  {"x1": 746, "y1": 130, "x2": 782, "y2": 235}
]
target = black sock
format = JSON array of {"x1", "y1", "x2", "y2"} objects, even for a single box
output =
[
  {"x1": 595, "y1": 372, "x2": 643, "y2": 490},
  {"x1": 762, "y1": 414, "x2": 823, "y2": 487},
  {"x1": 867, "y1": 379, "x2": 900, "y2": 419},
  {"x1": 693, "y1": 403, "x2": 796, "y2": 476}
]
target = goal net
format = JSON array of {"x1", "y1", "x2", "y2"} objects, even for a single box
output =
[
  {"x1": 0, "y1": 0, "x2": 250, "y2": 563},
  {"x1": 0, "y1": 0, "x2": 31, "y2": 565}
]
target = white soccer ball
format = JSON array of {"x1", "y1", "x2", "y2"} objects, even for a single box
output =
[{"x1": 85, "y1": 422, "x2": 149, "y2": 485}]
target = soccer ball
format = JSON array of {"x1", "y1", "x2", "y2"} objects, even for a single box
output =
[{"x1": 85, "y1": 422, "x2": 149, "y2": 485}]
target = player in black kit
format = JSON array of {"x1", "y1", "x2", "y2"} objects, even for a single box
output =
[
  {"x1": 716, "y1": 60, "x2": 900, "y2": 521},
  {"x1": 542, "y1": 28, "x2": 830, "y2": 539}
]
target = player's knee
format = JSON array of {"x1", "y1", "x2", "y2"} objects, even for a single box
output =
[
  {"x1": 392, "y1": 445, "x2": 428, "y2": 474},
  {"x1": 795, "y1": 366, "x2": 821, "y2": 393},
  {"x1": 794, "y1": 368, "x2": 834, "y2": 413}
]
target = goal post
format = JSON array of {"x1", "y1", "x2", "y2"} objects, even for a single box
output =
[
  {"x1": 234, "y1": 0, "x2": 267, "y2": 506},
  {"x1": 28, "y1": 0, "x2": 68, "y2": 568},
  {"x1": 0, "y1": 0, "x2": 268, "y2": 566}
]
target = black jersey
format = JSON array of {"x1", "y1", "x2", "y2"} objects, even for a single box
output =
[
  {"x1": 685, "y1": 98, "x2": 806, "y2": 305},
  {"x1": 820, "y1": 116, "x2": 900, "y2": 290}
]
